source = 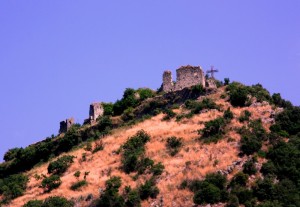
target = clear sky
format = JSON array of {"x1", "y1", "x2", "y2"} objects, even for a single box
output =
[{"x1": 0, "y1": 1, "x2": 299, "y2": 161}]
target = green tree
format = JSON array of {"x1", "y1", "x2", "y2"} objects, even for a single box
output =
[{"x1": 41, "y1": 175, "x2": 62, "y2": 192}]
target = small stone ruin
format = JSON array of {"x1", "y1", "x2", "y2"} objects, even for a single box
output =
[
  {"x1": 89, "y1": 102, "x2": 104, "y2": 123},
  {"x1": 59, "y1": 117, "x2": 74, "y2": 134},
  {"x1": 162, "y1": 65, "x2": 206, "y2": 92}
]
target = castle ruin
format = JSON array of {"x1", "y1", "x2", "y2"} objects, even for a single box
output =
[
  {"x1": 89, "y1": 102, "x2": 104, "y2": 123},
  {"x1": 59, "y1": 117, "x2": 74, "y2": 133},
  {"x1": 162, "y1": 65, "x2": 206, "y2": 92}
]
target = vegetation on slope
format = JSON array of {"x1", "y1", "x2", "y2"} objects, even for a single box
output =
[{"x1": 1, "y1": 78, "x2": 300, "y2": 207}]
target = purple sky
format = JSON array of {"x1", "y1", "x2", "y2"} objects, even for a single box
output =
[{"x1": 0, "y1": 1, "x2": 299, "y2": 161}]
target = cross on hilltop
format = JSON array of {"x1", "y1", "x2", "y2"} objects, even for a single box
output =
[{"x1": 207, "y1": 66, "x2": 219, "y2": 79}]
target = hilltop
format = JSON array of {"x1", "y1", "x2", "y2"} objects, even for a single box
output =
[{"x1": 1, "y1": 67, "x2": 300, "y2": 207}]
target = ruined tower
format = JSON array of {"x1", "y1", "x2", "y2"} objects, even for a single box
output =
[
  {"x1": 162, "y1": 65, "x2": 205, "y2": 92},
  {"x1": 89, "y1": 102, "x2": 104, "y2": 122},
  {"x1": 162, "y1": 70, "x2": 174, "y2": 92},
  {"x1": 59, "y1": 117, "x2": 74, "y2": 134}
]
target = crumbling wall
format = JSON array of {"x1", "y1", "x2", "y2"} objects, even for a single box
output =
[
  {"x1": 162, "y1": 65, "x2": 205, "y2": 92},
  {"x1": 59, "y1": 117, "x2": 74, "y2": 134},
  {"x1": 89, "y1": 102, "x2": 104, "y2": 122},
  {"x1": 175, "y1": 66, "x2": 205, "y2": 91},
  {"x1": 162, "y1": 71, "x2": 174, "y2": 92}
]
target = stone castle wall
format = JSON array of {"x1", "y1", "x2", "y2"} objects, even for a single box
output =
[
  {"x1": 162, "y1": 65, "x2": 205, "y2": 92},
  {"x1": 89, "y1": 103, "x2": 104, "y2": 122},
  {"x1": 59, "y1": 117, "x2": 74, "y2": 134},
  {"x1": 162, "y1": 71, "x2": 174, "y2": 92}
]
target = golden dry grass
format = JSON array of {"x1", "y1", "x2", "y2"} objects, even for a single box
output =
[{"x1": 7, "y1": 89, "x2": 277, "y2": 207}]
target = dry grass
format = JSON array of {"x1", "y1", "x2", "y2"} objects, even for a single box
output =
[{"x1": 7, "y1": 89, "x2": 277, "y2": 207}]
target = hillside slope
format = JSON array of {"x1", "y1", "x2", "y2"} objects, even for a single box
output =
[{"x1": 1, "y1": 83, "x2": 300, "y2": 207}]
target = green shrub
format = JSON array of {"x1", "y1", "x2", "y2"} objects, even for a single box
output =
[
  {"x1": 95, "y1": 116, "x2": 113, "y2": 135},
  {"x1": 191, "y1": 84, "x2": 205, "y2": 95},
  {"x1": 84, "y1": 142, "x2": 92, "y2": 152},
  {"x1": 162, "y1": 108, "x2": 176, "y2": 121},
  {"x1": 272, "y1": 93, "x2": 293, "y2": 109},
  {"x1": 0, "y1": 173, "x2": 28, "y2": 201},
  {"x1": 113, "y1": 88, "x2": 139, "y2": 116},
  {"x1": 138, "y1": 179, "x2": 159, "y2": 200},
  {"x1": 184, "y1": 173, "x2": 228, "y2": 205},
  {"x1": 205, "y1": 173, "x2": 227, "y2": 190},
  {"x1": 223, "y1": 108, "x2": 234, "y2": 121},
  {"x1": 239, "y1": 110, "x2": 251, "y2": 122},
  {"x1": 230, "y1": 172, "x2": 249, "y2": 187},
  {"x1": 70, "y1": 180, "x2": 87, "y2": 191},
  {"x1": 47, "y1": 155, "x2": 75, "y2": 175},
  {"x1": 137, "y1": 88, "x2": 155, "y2": 101},
  {"x1": 226, "y1": 194, "x2": 239, "y2": 207},
  {"x1": 102, "y1": 102, "x2": 114, "y2": 116},
  {"x1": 121, "y1": 130, "x2": 150, "y2": 174},
  {"x1": 271, "y1": 106, "x2": 300, "y2": 136},
  {"x1": 73, "y1": 171, "x2": 80, "y2": 178},
  {"x1": 151, "y1": 162, "x2": 165, "y2": 176},
  {"x1": 240, "y1": 135, "x2": 262, "y2": 155},
  {"x1": 232, "y1": 187, "x2": 253, "y2": 205},
  {"x1": 92, "y1": 140, "x2": 104, "y2": 153},
  {"x1": 243, "y1": 159, "x2": 257, "y2": 175},
  {"x1": 166, "y1": 136, "x2": 183, "y2": 156},
  {"x1": 239, "y1": 120, "x2": 266, "y2": 155},
  {"x1": 3, "y1": 147, "x2": 22, "y2": 162},
  {"x1": 23, "y1": 200, "x2": 43, "y2": 207},
  {"x1": 125, "y1": 189, "x2": 141, "y2": 207},
  {"x1": 41, "y1": 175, "x2": 62, "y2": 192},
  {"x1": 42, "y1": 196, "x2": 74, "y2": 207},
  {"x1": 122, "y1": 107, "x2": 135, "y2": 121},
  {"x1": 136, "y1": 157, "x2": 154, "y2": 175},
  {"x1": 193, "y1": 182, "x2": 221, "y2": 204},
  {"x1": 185, "y1": 98, "x2": 219, "y2": 116},
  {"x1": 227, "y1": 82, "x2": 249, "y2": 107},
  {"x1": 260, "y1": 162, "x2": 277, "y2": 176},
  {"x1": 199, "y1": 117, "x2": 226, "y2": 143},
  {"x1": 97, "y1": 176, "x2": 125, "y2": 207}
]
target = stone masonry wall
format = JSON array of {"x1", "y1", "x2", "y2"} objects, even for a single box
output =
[
  {"x1": 59, "y1": 117, "x2": 74, "y2": 134},
  {"x1": 162, "y1": 65, "x2": 205, "y2": 92},
  {"x1": 89, "y1": 102, "x2": 104, "y2": 122},
  {"x1": 162, "y1": 71, "x2": 174, "y2": 92}
]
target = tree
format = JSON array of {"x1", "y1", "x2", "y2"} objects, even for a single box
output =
[
  {"x1": 41, "y1": 175, "x2": 62, "y2": 192},
  {"x1": 193, "y1": 182, "x2": 221, "y2": 204},
  {"x1": 97, "y1": 176, "x2": 125, "y2": 207},
  {"x1": 47, "y1": 155, "x2": 74, "y2": 175},
  {"x1": 42, "y1": 196, "x2": 74, "y2": 207}
]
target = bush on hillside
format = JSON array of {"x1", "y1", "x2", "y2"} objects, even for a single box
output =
[
  {"x1": 121, "y1": 130, "x2": 150, "y2": 173},
  {"x1": 185, "y1": 98, "x2": 219, "y2": 116},
  {"x1": 42, "y1": 196, "x2": 74, "y2": 207},
  {"x1": 183, "y1": 173, "x2": 228, "y2": 205},
  {"x1": 47, "y1": 155, "x2": 75, "y2": 175},
  {"x1": 23, "y1": 200, "x2": 43, "y2": 207},
  {"x1": 96, "y1": 176, "x2": 125, "y2": 207},
  {"x1": 113, "y1": 88, "x2": 139, "y2": 116},
  {"x1": 137, "y1": 88, "x2": 155, "y2": 101},
  {"x1": 41, "y1": 175, "x2": 62, "y2": 192},
  {"x1": 223, "y1": 108, "x2": 234, "y2": 121},
  {"x1": 199, "y1": 117, "x2": 226, "y2": 143},
  {"x1": 138, "y1": 179, "x2": 159, "y2": 200},
  {"x1": 243, "y1": 159, "x2": 257, "y2": 175},
  {"x1": 162, "y1": 108, "x2": 176, "y2": 121},
  {"x1": 0, "y1": 173, "x2": 28, "y2": 202},
  {"x1": 70, "y1": 180, "x2": 88, "y2": 191},
  {"x1": 238, "y1": 110, "x2": 251, "y2": 122},
  {"x1": 102, "y1": 103, "x2": 114, "y2": 116},
  {"x1": 229, "y1": 172, "x2": 249, "y2": 188},
  {"x1": 166, "y1": 136, "x2": 183, "y2": 156}
]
